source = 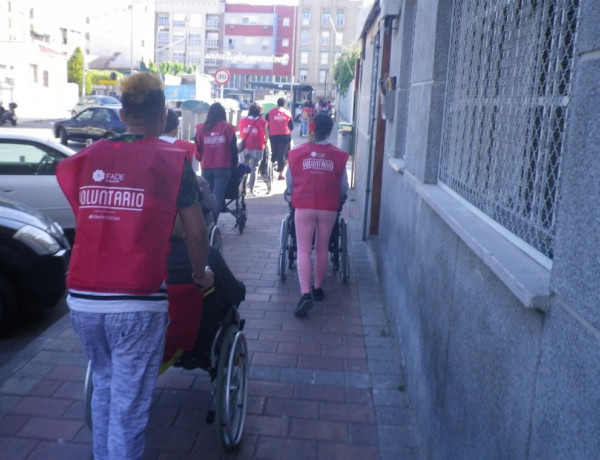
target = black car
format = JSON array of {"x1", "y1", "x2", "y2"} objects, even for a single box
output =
[
  {"x1": 0, "y1": 197, "x2": 71, "y2": 333},
  {"x1": 53, "y1": 106, "x2": 126, "y2": 146}
]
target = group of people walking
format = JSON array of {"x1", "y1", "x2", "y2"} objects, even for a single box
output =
[
  {"x1": 237, "y1": 97, "x2": 294, "y2": 194},
  {"x1": 55, "y1": 72, "x2": 348, "y2": 459}
]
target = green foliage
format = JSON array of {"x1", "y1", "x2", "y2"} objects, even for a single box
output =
[
  {"x1": 67, "y1": 47, "x2": 84, "y2": 96},
  {"x1": 148, "y1": 61, "x2": 197, "y2": 76},
  {"x1": 332, "y1": 45, "x2": 361, "y2": 97},
  {"x1": 88, "y1": 70, "x2": 120, "y2": 86}
]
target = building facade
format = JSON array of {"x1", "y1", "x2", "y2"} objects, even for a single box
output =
[
  {"x1": 295, "y1": 0, "x2": 362, "y2": 101},
  {"x1": 154, "y1": 0, "x2": 223, "y2": 75},
  {"x1": 0, "y1": 0, "x2": 83, "y2": 118},
  {"x1": 222, "y1": 3, "x2": 296, "y2": 101},
  {"x1": 350, "y1": 0, "x2": 600, "y2": 457}
]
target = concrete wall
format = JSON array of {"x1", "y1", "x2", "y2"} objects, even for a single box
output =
[{"x1": 354, "y1": 0, "x2": 600, "y2": 458}]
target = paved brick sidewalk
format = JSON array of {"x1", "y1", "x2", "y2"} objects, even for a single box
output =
[{"x1": 0, "y1": 136, "x2": 422, "y2": 460}]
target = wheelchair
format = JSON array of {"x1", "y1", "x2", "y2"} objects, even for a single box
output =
[
  {"x1": 258, "y1": 144, "x2": 275, "y2": 194},
  {"x1": 278, "y1": 205, "x2": 349, "y2": 283},
  {"x1": 84, "y1": 247, "x2": 249, "y2": 452},
  {"x1": 204, "y1": 211, "x2": 222, "y2": 253},
  {"x1": 221, "y1": 164, "x2": 251, "y2": 233}
]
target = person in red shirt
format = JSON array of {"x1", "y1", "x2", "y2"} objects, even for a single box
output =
[
  {"x1": 56, "y1": 73, "x2": 214, "y2": 459},
  {"x1": 237, "y1": 102, "x2": 269, "y2": 196},
  {"x1": 299, "y1": 99, "x2": 315, "y2": 138},
  {"x1": 195, "y1": 102, "x2": 238, "y2": 221},
  {"x1": 285, "y1": 114, "x2": 349, "y2": 317},
  {"x1": 266, "y1": 97, "x2": 294, "y2": 180},
  {"x1": 161, "y1": 109, "x2": 199, "y2": 167}
]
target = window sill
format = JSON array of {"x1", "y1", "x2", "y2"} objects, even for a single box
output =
[
  {"x1": 388, "y1": 158, "x2": 405, "y2": 174},
  {"x1": 416, "y1": 184, "x2": 551, "y2": 312}
]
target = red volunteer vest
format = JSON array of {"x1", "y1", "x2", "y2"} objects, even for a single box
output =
[
  {"x1": 267, "y1": 107, "x2": 292, "y2": 136},
  {"x1": 56, "y1": 137, "x2": 187, "y2": 294},
  {"x1": 237, "y1": 117, "x2": 268, "y2": 150},
  {"x1": 174, "y1": 138, "x2": 198, "y2": 162},
  {"x1": 195, "y1": 120, "x2": 236, "y2": 169},
  {"x1": 288, "y1": 143, "x2": 349, "y2": 211}
]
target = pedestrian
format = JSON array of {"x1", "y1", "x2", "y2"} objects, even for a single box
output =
[
  {"x1": 265, "y1": 97, "x2": 293, "y2": 180},
  {"x1": 161, "y1": 108, "x2": 219, "y2": 220},
  {"x1": 195, "y1": 102, "x2": 238, "y2": 221},
  {"x1": 237, "y1": 102, "x2": 269, "y2": 196},
  {"x1": 161, "y1": 108, "x2": 199, "y2": 171},
  {"x1": 299, "y1": 99, "x2": 314, "y2": 137},
  {"x1": 285, "y1": 114, "x2": 349, "y2": 317},
  {"x1": 56, "y1": 72, "x2": 214, "y2": 460}
]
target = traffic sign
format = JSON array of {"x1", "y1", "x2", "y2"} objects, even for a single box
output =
[{"x1": 214, "y1": 68, "x2": 230, "y2": 86}]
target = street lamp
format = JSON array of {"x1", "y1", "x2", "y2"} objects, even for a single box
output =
[
  {"x1": 129, "y1": 4, "x2": 134, "y2": 75},
  {"x1": 155, "y1": 26, "x2": 165, "y2": 64}
]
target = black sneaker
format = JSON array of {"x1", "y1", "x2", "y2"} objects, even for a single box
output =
[
  {"x1": 294, "y1": 293, "x2": 313, "y2": 317},
  {"x1": 311, "y1": 286, "x2": 325, "y2": 301}
]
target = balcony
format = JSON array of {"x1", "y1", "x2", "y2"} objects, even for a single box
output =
[
  {"x1": 205, "y1": 39, "x2": 220, "y2": 48},
  {"x1": 206, "y1": 20, "x2": 219, "y2": 29}
]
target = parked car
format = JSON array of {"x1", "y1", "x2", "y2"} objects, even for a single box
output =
[
  {"x1": 0, "y1": 133, "x2": 75, "y2": 241},
  {"x1": 53, "y1": 107, "x2": 126, "y2": 146},
  {"x1": 71, "y1": 95, "x2": 121, "y2": 116},
  {"x1": 0, "y1": 197, "x2": 71, "y2": 333}
]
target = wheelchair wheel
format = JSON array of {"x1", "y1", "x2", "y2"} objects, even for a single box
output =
[
  {"x1": 278, "y1": 214, "x2": 290, "y2": 281},
  {"x1": 215, "y1": 325, "x2": 249, "y2": 451},
  {"x1": 235, "y1": 197, "x2": 247, "y2": 234},
  {"x1": 237, "y1": 208, "x2": 247, "y2": 234},
  {"x1": 330, "y1": 238, "x2": 340, "y2": 272},
  {"x1": 209, "y1": 224, "x2": 222, "y2": 253},
  {"x1": 340, "y1": 218, "x2": 349, "y2": 283},
  {"x1": 265, "y1": 154, "x2": 273, "y2": 194},
  {"x1": 84, "y1": 361, "x2": 93, "y2": 429}
]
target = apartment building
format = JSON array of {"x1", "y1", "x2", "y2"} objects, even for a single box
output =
[
  {"x1": 154, "y1": 0, "x2": 223, "y2": 74},
  {"x1": 221, "y1": 3, "x2": 296, "y2": 101},
  {"x1": 295, "y1": 0, "x2": 362, "y2": 100}
]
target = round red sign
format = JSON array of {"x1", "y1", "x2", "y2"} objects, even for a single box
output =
[{"x1": 214, "y1": 68, "x2": 230, "y2": 86}]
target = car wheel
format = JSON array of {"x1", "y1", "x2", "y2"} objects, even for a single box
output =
[
  {"x1": 0, "y1": 276, "x2": 17, "y2": 335},
  {"x1": 59, "y1": 128, "x2": 69, "y2": 145}
]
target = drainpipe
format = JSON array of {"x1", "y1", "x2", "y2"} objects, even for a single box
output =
[{"x1": 362, "y1": 30, "x2": 381, "y2": 241}]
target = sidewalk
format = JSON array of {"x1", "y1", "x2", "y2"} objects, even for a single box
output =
[{"x1": 0, "y1": 128, "x2": 423, "y2": 459}]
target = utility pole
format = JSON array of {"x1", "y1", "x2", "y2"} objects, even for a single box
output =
[{"x1": 129, "y1": 4, "x2": 134, "y2": 75}]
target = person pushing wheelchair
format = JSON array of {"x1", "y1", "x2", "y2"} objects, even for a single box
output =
[{"x1": 285, "y1": 114, "x2": 349, "y2": 317}]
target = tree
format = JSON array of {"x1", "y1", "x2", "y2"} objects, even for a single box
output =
[
  {"x1": 332, "y1": 45, "x2": 361, "y2": 98},
  {"x1": 148, "y1": 60, "x2": 197, "y2": 78},
  {"x1": 67, "y1": 47, "x2": 85, "y2": 96}
]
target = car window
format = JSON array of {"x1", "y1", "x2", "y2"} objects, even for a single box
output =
[
  {"x1": 0, "y1": 142, "x2": 47, "y2": 175},
  {"x1": 99, "y1": 96, "x2": 120, "y2": 104},
  {"x1": 76, "y1": 110, "x2": 95, "y2": 122},
  {"x1": 92, "y1": 108, "x2": 111, "y2": 122}
]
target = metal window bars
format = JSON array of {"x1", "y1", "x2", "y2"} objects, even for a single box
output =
[{"x1": 439, "y1": 0, "x2": 580, "y2": 258}]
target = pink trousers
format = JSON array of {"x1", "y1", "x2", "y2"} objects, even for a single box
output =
[{"x1": 294, "y1": 208, "x2": 337, "y2": 294}]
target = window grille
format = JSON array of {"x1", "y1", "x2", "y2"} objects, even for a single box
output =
[{"x1": 439, "y1": 0, "x2": 580, "y2": 259}]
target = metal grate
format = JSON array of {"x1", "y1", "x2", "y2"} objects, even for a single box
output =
[{"x1": 439, "y1": 0, "x2": 580, "y2": 258}]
